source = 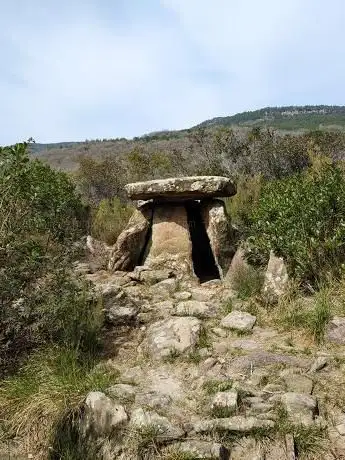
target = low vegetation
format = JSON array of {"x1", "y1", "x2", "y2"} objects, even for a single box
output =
[{"x1": 3, "y1": 111, "x2": 345, "y2": 457}]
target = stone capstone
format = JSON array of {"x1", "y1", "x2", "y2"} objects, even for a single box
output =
[
  {"x1": 125, "y1": 176, "x2": 236, "y2": 201},
  {"x1": 108, "y1": 205, "x2": 152, "y2": 272},
  {"x1": 146, "y1": 317, "x2": 202, "y2": 359}
]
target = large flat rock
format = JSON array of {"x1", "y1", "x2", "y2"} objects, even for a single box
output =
[{"x1": 125, "y1": 176, "x2": 236, "y2": 200}]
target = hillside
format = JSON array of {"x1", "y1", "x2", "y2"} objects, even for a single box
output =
[
  {"x1": 197, "y1": 105, "x2": 345, "y2": 131},
  {"x1": 28, "y1": 105, "x2": 345, "y2": 171}
]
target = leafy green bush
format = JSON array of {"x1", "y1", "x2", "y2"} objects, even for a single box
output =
[
  {"x1": 246, "y1": 155, "x2": 345, "y2": 286},
  {"x1": 0, "y1": 142, "x2": 97, "y2": 374},
  {"x1": 91, "y1": 197, "x2": 134, "y2": 245}
]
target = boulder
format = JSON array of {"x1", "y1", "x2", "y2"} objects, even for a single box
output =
[
  {"x1": 200, "y1": 199, "x2": 236, "y2": 278},
  {"x1": 262, "y1": 251, "x2": 289, "y2": 303},
  {"x1": 326, "y1": 316, "x2": 345, "y2": 344},
  {"x1": 146, "y1": 317, "x2": 201, "y2": 359},
  {"x1": 130, "y1": 408, "x2": 184, "y2": 440},
  {"x1": 106, "y1": 384, "x2": 138, "y2": 400},
  {"x1": 281, "y1": 392, "x2": 317, "y2": 426},
  {"x1": 138, "y1": 269, "x2": 174, "y2": 285},
  {"x1": 125, "y1": 176, "x2": 236, "y2": 201},
  {"x1": 221, "y1": 311, "x2": 257, "y2": 331},
  {"x1": 108, "y1": 205, "x2": 152, "y2": 272},
  {"x1": 174, "y1": 300, "x2": 214, "y2": 318},
  {"x1": 101, "y1": 287, "x2": 139, "y2": 325},
  {"x1": 84, "y1": 391, "x2": 128, "y2": 435}
]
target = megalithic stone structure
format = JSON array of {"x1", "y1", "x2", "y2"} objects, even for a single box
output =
[{"x1": 108, "y1": 176, "x2": 237, "y2": 282}]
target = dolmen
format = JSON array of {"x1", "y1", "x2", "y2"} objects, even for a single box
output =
[{"x1": 108, "y1": 176, "x2": 237, "y2": 283}]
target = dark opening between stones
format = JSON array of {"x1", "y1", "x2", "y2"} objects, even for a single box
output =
[
  {"x1": 185, "y1": 201, "x2": 220, "y2": 283},
  {"x1": 137, "y1": 212, "x2": 153, "y2": 267}
]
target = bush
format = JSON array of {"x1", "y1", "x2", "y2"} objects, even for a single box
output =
[
  {"x1": 0, "y1": 142, "x2": 96, "y2": 374},
  {"x1": 246, "y1": 155, "x2": 345, "y2": 286},
  {"x1": 91, "y1": 197, "x2": 134, "y2": 245},
  {"x1": 225, "y1": 174, "x2": 263, "y2": 232}
]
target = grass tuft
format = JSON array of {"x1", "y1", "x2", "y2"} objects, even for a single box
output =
[{"x1": 0, "y1": 346, "x2": 117, "y2": 458}]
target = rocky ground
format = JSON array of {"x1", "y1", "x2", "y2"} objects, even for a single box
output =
[{"x1": 71, "y1": 260, "x2": 345, "y2": 459}]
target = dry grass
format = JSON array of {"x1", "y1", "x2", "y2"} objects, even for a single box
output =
[{"x1": 0, "y1": 347, "x2": 118, "y2": 458}]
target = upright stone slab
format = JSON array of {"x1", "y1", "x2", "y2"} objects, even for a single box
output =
[
  {"x1": 108, "y1": 205, "x2": 152, "y2": 272},
  {"x1": 144, "y1": 203, "x2": 194, "y2": 275},
  {"x1": 200, "y1": 199, "x2": 236, "y2": 278}
]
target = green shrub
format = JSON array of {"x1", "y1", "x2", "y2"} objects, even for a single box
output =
[
  {"x1": 246, "y1": 155, "x2": 345, "y2": 286},
  {"x1": 229, "y1": 263, "x2": 264, "y2": 300},
  {"x1": 0, "y1": 142, "x2": 95, "y2": 374},
  {"x1": 91, "y1": 197, "x2": 134, "y2": 245},
  {"x1": 225, "y1": 174, "x2": 263, "y2": 232}
]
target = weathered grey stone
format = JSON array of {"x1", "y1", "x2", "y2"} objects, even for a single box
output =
[
  {"x1": 282, "y1": 374, "x2": 313, "y2": 394},
  {"x1": 108, "y1": 206, "x2": 152, "y2": 271},
  {"x1": 230, "y1": 437, "x2": 264, "y2": 460},
  {"x1": 201, "y1": 199, "x2": 236, "y2": 278},
  {"x1": 144, "y1": 203, "x2": 195, "y2": 275},
  {"x1": 130, "y1": 408, "x2": 184, "y2": 440},
  {"x1": 104, "y1": 288, "x2": 139, "y2": 325},
  {"x1": 135, "y1": 391, "x2": 172, "y2": 410},
  {"x1": 281, "y1": 392, "x2": 317, "y2": 425},
  {"x1": 125, "y1": 176, "x2": 236, "y2": 200},
  {"x1": 106, "y1": 384, "x2": 137, "y2": 400},
  {"x1": 326, "y1": 316, "x2": 345, "y2": 344},
  {"x1": 224, "y1": 246, "x2": 251, "y2": 287},
  {"x1": 146, "y1": 317, "x2": 201, "y2": 359},
  {"x1": 193, "y1": 416, "x2": 274, "y2": 433},
  {"x1": 309, "y1": 356, "x2": 328, "y2": 373},
  {"x1": 174, "y1": 300, "x2": 214, "y2": 318},
  {"x1": 173, "y1": 291, "x2": 192, "y2": 301},
  {"x1": 221, "y1": 310, "x2": 256, "y2": 331},
  {"x1": 84, "y1": 392, "x2": 128, "y2": 435},
  {"x1": 262, "y1": 250, "x2": 289, "y2": 303},
  {"x1": 166, "y1": 440, "x2": 229, "y2": 459},
  {"x1": 150, "y1": 278, "x2": 178, "y2": 298},
  {"x1": 139, "y1": 269, "x2": 174, "y2": 285},
  {"x1": 211, "y1": 390, "x2": 238, "y2": 413},
  {"x1": 191, "y1": 286, "x2": 216, "y2": 302}
]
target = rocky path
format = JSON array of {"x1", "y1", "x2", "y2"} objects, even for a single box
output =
[{"x1": 76, "y1": 264, "x2": 345, "y2": 459}]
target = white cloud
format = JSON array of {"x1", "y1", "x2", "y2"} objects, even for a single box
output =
[{"x1": 1, "y1": 0, "x2": 345, "y2": 144}]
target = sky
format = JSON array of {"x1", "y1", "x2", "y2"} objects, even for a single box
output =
[{"x1": 1, "y1": 0, "x2": 345, "y2": 144}]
